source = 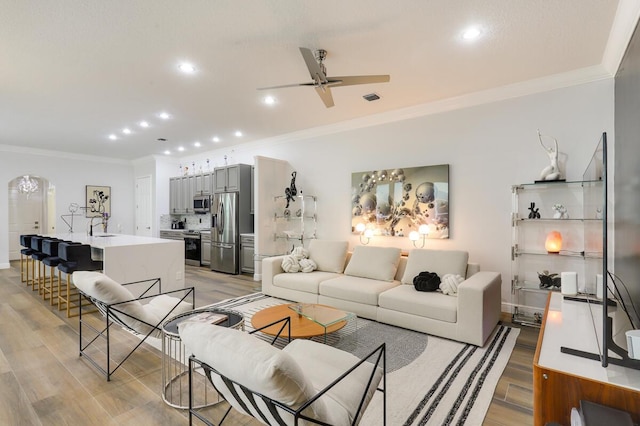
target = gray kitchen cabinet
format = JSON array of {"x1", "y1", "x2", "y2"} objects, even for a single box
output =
[
  {"x1": 169, "y1": 177, "x2": 184, "y2": 214},
  {"x1": 182, "y1": 175, "x2": 196, "y2": 214},
  {"x1": 214, "y1": 164, "x2": 251, "y2": 193},
  {"x1": 194, "y1": 172, "x2": 214, "y2": 195},
  {"x1": 240, "y1": 234, "x2": 254, "y2": 273}
]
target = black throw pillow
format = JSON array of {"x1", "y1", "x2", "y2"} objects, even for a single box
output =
[{"x1": 413, "y1": 271, "x2": 441, "y2": 292}]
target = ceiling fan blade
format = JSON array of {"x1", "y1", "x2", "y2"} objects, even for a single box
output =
[
  {"x1": 300, "y1": 47, "x2": 328, "y2": 83},
  {"x1": 257, "y1": 82, "x2": 316, "y2": 90},
  {"x1": 315, "y1": 86, "x2": 335, "y2": 108},
  {"x1": 326, "y1": 75, "x2": 390, "y2": 87}
]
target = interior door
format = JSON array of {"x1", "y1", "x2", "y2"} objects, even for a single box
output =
[
  {"x1": 135, "y1": 175, "x2": 153, "y2": 237},
  {"x1": 8, "y1": 183, "x2": 43, "y2": 260}
]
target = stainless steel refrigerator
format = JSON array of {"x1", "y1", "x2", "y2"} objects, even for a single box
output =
[{"x1": 211, "y1": 191, "x2": 253, "y2": 274}]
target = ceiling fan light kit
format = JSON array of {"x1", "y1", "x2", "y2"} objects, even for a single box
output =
[{"x1": 258, "y1": 47, "x2": 390, "y2": 108}]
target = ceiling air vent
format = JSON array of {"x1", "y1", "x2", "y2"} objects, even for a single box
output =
[{"x1": 363, "y1": 93, "x2": 381, "y2": 102}]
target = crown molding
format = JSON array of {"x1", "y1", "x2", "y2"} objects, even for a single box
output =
[
  {"x1": 602, "y1": 0, "x2": 640, "y2": 75},
  {"x1": 0, "y1": 143, "x2": 131, "y2": 165}
]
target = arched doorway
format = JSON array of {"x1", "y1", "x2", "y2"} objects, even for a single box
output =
[{"x1": 7, "y1": 175, "x2": 56, "y2": 261}]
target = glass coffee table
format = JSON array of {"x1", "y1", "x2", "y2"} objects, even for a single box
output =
[{"x1": 251, "y1": 303, "x2": 356, "y2": 343}]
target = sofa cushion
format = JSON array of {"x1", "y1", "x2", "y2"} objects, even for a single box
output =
[
  {"x1": 308, "y1": 240, "x2": 349, "y2": 273},
  {"x1": 179, "y1": 322, "x2": 329, "y2": 420},
  {"x1": 273, "y1": 271, "x2": 342, "y2": 294},
  {"x1": 378, "y1": 285, "x2": 458, "y2": 323},
  {"x1": 344, "y1": 246, "x2": 401, "y2": 282},
  {"x1": 319, "y1": 275, "x2": 400, "y2": 305},
  {"x1": 401, "y1": 249, "x2": 469, "y2": 285}
]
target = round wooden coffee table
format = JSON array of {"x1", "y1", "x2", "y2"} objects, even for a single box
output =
[{"x1": 251, "y1": 303, "x2": 348, "y2": 339}]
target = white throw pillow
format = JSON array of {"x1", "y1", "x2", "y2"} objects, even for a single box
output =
[
  {"x1": 308, "y1": 240, "x2": 348, "y2": 273},
  {"x1": 73, "y1": 270, "x2": 136, "y2": 303},
  {"x1": 179, "y1": 322, "x2": 328, "y2": 419},
  {"x1": 401, "y1": 249, "x2": 469, "y2": 285},
  {"x1": 344, "y1": 246, "x2": 401, "y2": 282}
]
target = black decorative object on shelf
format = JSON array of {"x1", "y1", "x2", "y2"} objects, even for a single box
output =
[
  {"x1": 284, "y1": 171, "x2": 297, "y2": 208},
  {"x1": 527, "y1": 202, "x2": 540, "y2": 219},
  {"x1": 538, "y1": 270, "x2": 561, "y2": 289}
]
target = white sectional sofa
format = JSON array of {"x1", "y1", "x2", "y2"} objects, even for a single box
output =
[{"x1": 261, "y1": 240, "x2": 502, "y2": 346}]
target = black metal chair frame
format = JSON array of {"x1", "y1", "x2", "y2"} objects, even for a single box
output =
[
  {"x1": 78, "y1": 277, "x2": 195, "y2": 381},
  {"x1": 188, "y1": 317, "x2": 386, "y2": 426}
]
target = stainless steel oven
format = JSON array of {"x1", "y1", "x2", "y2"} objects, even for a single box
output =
[{"x1": 183, "y1": 231, "x2": 201, "y2": 266}]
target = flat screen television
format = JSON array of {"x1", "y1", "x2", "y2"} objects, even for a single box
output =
[{"x1": 562, "y1": 132, "x2": 640, "y2": 370}]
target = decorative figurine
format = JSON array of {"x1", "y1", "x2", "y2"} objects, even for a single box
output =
[
  {"x1": 284, "y1": 171, "x2": 298, "y2": 208},
  {"x1": 537, "y1": 129, "x2": 561, "y2": 181},
  {"x1": 528, "y1": 202, "x2": 540, "y2": 219},
  {"x1": 538, "y1": 270, "x2": 561, "y2": 289},
  {"x1": 552, "y1": 204, "x2": 569, "y2": 219}
]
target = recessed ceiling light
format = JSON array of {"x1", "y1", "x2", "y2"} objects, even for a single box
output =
[
  {"x1": 164, "y1": 150, "x2": 171, "y2": 155},
  {"x1": 139, "y1": 121, "x2": 149, "y2": 128},
  {"x1": 234, "y1": 131, "x2": 243, "y2": 137},
  {"x1": 194, "y1": 141, "x2": 201, "y2": 147},
  {"x1": 108, "y1": 134, "x2": 117, "y2": 140},
  {"x1": 212, "y1": 136, "x2": 220, "y2": 143},
  {"x1": 177, "y1": 146, "x2": 185, "y2": 152},
  {"x1": 159, "y1": 112, "x2": 171, "y2": 120},
  {"x1": 178, "y1": 62, "x2": 196, "y2": 73},
  {"x1": 263, "y1": 96, "x2": 276, "y2": 105},
  {"x1": 122, "y1": 128, "x2": 131, "y2": 134},
  {"x1": 462, "y1": 26, "x2": 482, "y2": 40}
]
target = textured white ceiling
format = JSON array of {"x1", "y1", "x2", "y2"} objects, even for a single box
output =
[{"x1": 0, "y1": 1, "x2": 631, "y2": 160}]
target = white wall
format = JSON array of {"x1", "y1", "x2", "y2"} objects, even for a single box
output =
[
  {"x1": 180, "y1": 79, "x2": 615, "y2": 308},
  {"x1": 1, "y1": 79, "x2": 614, "y2": 308},
  {"x1": 0, "y1": 148, "x2": 135, "y2": 267}
]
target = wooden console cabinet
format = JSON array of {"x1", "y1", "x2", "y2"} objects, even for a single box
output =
[{"x1": 533, "y1": 293, "x2": 640, "y2": 425}]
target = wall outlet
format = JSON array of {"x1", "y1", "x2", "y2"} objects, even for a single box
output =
[{"x1": 176, "y1": 271, "x2": 182, "y2": 280}]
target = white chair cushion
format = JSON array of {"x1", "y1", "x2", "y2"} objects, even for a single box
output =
[
  {"x1": 146, "y1": 294, "x2": 193, "y2": 321},
  {"x1": 284, "y1": 339, "x2": 383, "y2": 426},
  {"x1": 344, "y1": 246, "x2": 401, "y2": 282},
  {"x1": 401, "y1": 249, "x2": 469, "y2": 285},
  {"x1": 319, "y1": 275, "x2": 400, "y2": 305},
  {"x1": 73, "y1": 271, "x2": 137, "y2": 303},
  {"x1": 179, "y1": 323, "x2": 329, "y2": 420},
  {"x1": 73, "y1": 271, "x2": 192, "y2": 337},
  {"x1": 308, "y1": 240, "x2": 349, "y2": 273}
]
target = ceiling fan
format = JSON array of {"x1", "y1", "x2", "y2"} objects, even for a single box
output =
[{"x1": 258, "y1": 47, "x2": 390, "y2": 108}]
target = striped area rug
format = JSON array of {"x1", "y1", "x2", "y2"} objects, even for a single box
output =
[{"x1": 209, "y1": 293, "x2": 520, "y2": 426}]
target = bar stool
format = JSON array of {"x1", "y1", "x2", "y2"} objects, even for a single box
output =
[
  {"x1": 19, "y1": 234, "x2": 37, "y2": 284},
  {"x1": 41, "y1": 239, "x2": 63, "y2": 304},
  {"x1": 30, "y1": 236, "x2": 47, "y2": 293},
  {"x1": 57, "y1": 243, "x2": 103, "y2": 317}
]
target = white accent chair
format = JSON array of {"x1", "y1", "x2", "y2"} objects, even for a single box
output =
[
  {"x1": 72, "y1": 271, "x2": 195, "y2": 381},
  {"x1": 180, "y1": 317, "x2": 386, "y2": 425}
]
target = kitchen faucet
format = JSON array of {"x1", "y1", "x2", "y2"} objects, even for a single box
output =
[{"x1": 87, "y1": 212, "x2": 109, "y2": 236}]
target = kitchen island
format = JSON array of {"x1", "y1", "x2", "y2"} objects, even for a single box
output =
[{"x1": 50, "y1": 233, "x2": 185, "y2": 293}]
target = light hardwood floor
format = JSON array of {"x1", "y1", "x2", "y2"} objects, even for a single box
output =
[{"x1": 0, "y1": 261, "x2": 537, "y2": 425}]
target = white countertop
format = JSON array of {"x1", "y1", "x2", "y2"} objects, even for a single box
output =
[{"x1": 50, "y1": 232, "x2": 181, "y2": 248}]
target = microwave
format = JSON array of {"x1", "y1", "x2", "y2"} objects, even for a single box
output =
[{"x1": 193, "y1": 194, "x2": 211, "y2": 213}]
